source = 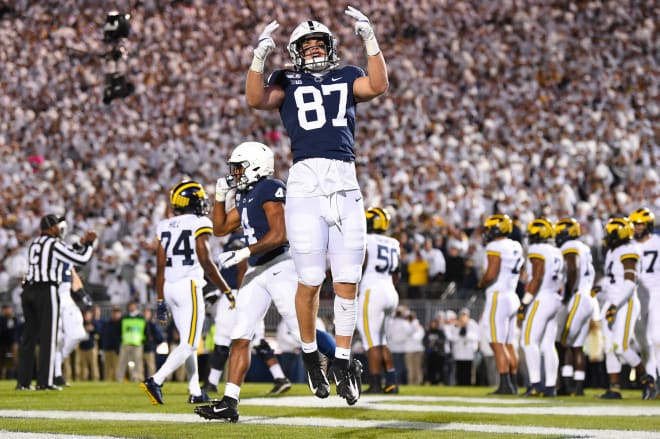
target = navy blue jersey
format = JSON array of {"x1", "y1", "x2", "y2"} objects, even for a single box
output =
[
  {"x1": 234, "y1": 177, "x2": 288, "y2": 266},
  {"x1": 268, "y1": 65, "x2": 365, "y2": 163}
]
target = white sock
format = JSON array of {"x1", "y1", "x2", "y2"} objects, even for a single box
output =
[
  {"x1": 301, "y1": 341, "x2": 318, "y2": 354},
  {"x1": 270, "y1": 363, "x2": 285, "y2": 380},
  {"x1": 335, "y1": 347, "x2": 351, "y2": 361},
  {"x1": 225, "y1": 382, "x2": 241, "y2": 401},
  {"x1": 208, "y1": 368, "x2": 222, "y2": 385}
]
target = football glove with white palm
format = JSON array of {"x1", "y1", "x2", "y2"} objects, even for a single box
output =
[
  {"x1": 251, "y1": 20, "x2": 279, "y2": 73},
  {"x1": 345, "y1": 6, "x2": 380, "y2": 56},
  {"x1": 218, "y1": 247, "x2": 251, "y2": 269}
]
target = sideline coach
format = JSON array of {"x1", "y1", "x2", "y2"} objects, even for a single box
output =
[{"x1": 17, "y1": 214, "x2": 97, "y2": 390}]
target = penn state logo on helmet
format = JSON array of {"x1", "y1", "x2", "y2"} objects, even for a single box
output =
[
  {"x1": 482, "y1": 214, "x2": 513, "y2": 243},
  {"x1": 554, "y1": 217, "x2": 581, "y2": 247},
  {"x1": 227, "y1": 142, "x2": 274, "y2": 191},
  {"x1": 629, "y1": 207, "x2": 655, "y2": 240},
  {"x1": 365, "y1": 207, "x2": 390, "y2": 234},
  {"x1": 288, "y1": 20, "x2": 339, "y2": 72},
  {"x1": 603, "y1": 216, "x2": 634, "y2": 249},
  {"x1": 527, "y1": 217, "x2": 555, "y2": 244},
  {"x1": 170, "y1": 180, "x2": 209, "y2": 216}
]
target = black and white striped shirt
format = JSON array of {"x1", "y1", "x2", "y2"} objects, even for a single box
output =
[{"x1": 24, "y1": 235, "x2": 94, "y2": 284}]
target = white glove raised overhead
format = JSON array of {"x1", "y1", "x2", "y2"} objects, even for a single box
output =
[
  {"x1": 215, "y1": 177, "x2": 230, "y2": 202},
  {"x1": 217, "y1": 247, "x2": 251, "y2": 269},
  {"x1": 251, "y1": 20, "x2": 279, "y2": 73},
  {"x1": 345, "y1": 5, "x2": 380, "y2": 56}
]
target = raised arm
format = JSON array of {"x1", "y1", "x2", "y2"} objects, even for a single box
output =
[
  {"x1": 345, "y1": 6, "x2": 389, "y2": 101},
  {"x1": 245, "y1": 20, "x2": 286, "y2": 110}
]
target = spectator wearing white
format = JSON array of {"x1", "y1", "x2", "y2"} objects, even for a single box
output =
[
  {"x1": 419, "y1": 237, "x2": 446, "y2": 282},
  {"x1": 448, "y1": 308, "x2": 480, "y2": 386},
  {"x1": 387, "y1": 307, "x2": 410, "y2": 385},
  {"x1": 404, "y1": 311, "x2": 425, "y2": 386}
]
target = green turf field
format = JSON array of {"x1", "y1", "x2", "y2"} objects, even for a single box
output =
[{"x1": 1, "y1": 380, "x2": 659, "y2": 438}]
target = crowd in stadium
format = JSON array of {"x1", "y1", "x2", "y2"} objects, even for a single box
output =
[{"x1": 0, "y1": 1, "x2": 657, "y2": 313}]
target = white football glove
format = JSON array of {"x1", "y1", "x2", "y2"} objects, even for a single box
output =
[
  {"x1": 345, "y1": 6, "x2": 380, "y2": 56},
  {"x1": 251, "y1": 20, "x2": 279, "y2": 73},
  {"x1": 217, "y1": 247, "x2": 251, "y2": 269},
  {"x1": 215, "y1": 177, "x2": 230, "y2": 202}
]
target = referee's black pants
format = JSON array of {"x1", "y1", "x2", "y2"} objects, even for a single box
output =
[{"x1": 17, "y1": 283, "x2": 59, "y2": 388}]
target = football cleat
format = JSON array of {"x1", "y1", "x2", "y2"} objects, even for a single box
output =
[
  {"x1": 521, "y1": 382, "x2": 543, "y2": 397},
  {"x1": 188, "y1": 390, "x2": 212, "y2": 404},
  {"x1": 350, "y1": 358, "x2": 364, "y2": 397},
  {"x1": 15, "y1": 384, "x2": 35, "y2": 391},
  {"x1": 53, "y1": 376, "x2": 71, "y2": 387},
  {"x1": 194, "y1": 396, "x2": 239, "y2": 422},
  {"x1": 383, "y1": 384, "x2": 399, "y2": 394},
  {"x1": 302, "y1": 351, "x2": 330, "y2": 399},
  {"x1": 541, "y1": 386, "x2": 556, "y2": 397},
  {"x1": 268, "y1": 378, "x2": 292, "y2": 396},
  {"x1": 599, "y1": 390, "x2": 623, "y2": 399},
  {"x1": 641, "y1": 375, "x2": 657, "y2": 400},
  {"x1": 331, "y1": 362, "x2": 360, "y2": 406},
  {"x1": 140, "y1": 377, "x2": 164, "y2": 405},
  {"x1": 36, "y1": 384, "x2": 62, "y2": 391}
]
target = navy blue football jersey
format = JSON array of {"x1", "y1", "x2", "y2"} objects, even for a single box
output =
[
  {"x1": 267, "y1": 65, "x2": 365, "y2": 163},
  {"x1": 234, "y1": 177, "x2": 288, "y2": 266}
]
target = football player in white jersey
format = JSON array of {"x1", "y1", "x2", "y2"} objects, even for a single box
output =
[
  {"x1": 630, "y1": 208, "x2": 659, "y2": 397},
  {"x1": 53, "y1": 264, "x2": 89, "y2": 386},
  {"x1": 244, "y1": 6, "x2": 388, "y2": 404},
  {"x1": 598, "y1": 216, "x2": 655, "y2": 399},
  {"x1": 357, "y1": 207, "x2": 400, "y2": 394},
  {"x1": 519, "y1": 218, "x2": 563, "y2": 397},
  {"x1": 141, "y1": 180, "x2": 231, "y2": 405},
  {"x1": 477, "y1": 214, "x2": 523, "y2": 395},
  {"x1": 554, "y1": 218, "x2": 599, "y2": 396}
]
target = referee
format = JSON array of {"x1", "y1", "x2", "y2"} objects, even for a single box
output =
[{"x1": 16, "y1": 214, "x2": 97, "y2": 391}]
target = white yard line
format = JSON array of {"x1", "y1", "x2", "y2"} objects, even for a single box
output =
[
  {"x1": 242, "y1": 395, "x2": 660, "y2": 417},
  {"x1": 1, "y1": 395, "x2": 659, "y2": 438}
]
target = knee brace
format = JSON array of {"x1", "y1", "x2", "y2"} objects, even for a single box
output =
[
  {"x1": 210, "y1": 345, "x2": 230, "y2": 370},
  {"x1": 254, "y1": 339, "x2": 275, "y2": 362}
]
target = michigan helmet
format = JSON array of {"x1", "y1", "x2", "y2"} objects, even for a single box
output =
[
  {"x1": 604, "y1": 216, "x2": 634, "y2": 249},
  {"x1": 527, "y1": 217, "x2": 555, "y2": 244},
  {"x1": 629, "y1": 207, "x2": 655, "y2": 239},
  {"x1": 227, "y1": 142, "x2": 274, "y2": 191},
  {"x1": 555, "y1": 217, "x2": 581, "y2": 247},
  {"x1": 366, "y1": 207, "x2": 390, "y2": 234},
  {"x1": 170, "y1": 180, "x2": 209, "y2": 216},
  {"x1": 482, "y1": 214, "x2": 513, "y2": 243},
  {"x1": 288, "y1": 20, "x2": 338, "y2": 72}
]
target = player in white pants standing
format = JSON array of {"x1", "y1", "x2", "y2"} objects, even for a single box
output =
[
  {"x1": 598, "y1": 216, "x2": 655, "y2": 400},
  {"x1": 554, "y1": 218, "x2": 600, "y2": 396},
  {"x1": 141, "y1": 180, "x2": 231, "y2": 405},
  {"x1": 477, "y1": 214, "x2": 523, "y2": 395},
  {"x1": 357, "y1": 207, "x2": 400, "y2": 394},
  {"x1": 53, "y1": 264, "x2": 89, "y2": 386},
  {"x1": 518, "y1": 218, "x2": 563, "y2": 397},
  {"x1": 630, "y1": 207, "x2": 659, "y2": 399}
]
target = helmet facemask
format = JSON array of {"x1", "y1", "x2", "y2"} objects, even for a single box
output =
[
  {"x1": 226, "y1": 142, "x2": 275, "y2": 192},
  {"x1": 288, "y1": 21, "x2": 338, "y2": 72}
]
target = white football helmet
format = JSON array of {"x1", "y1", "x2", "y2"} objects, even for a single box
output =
[
  {"x1": 288, "y1": 20, "x2": 338, "y2": 72},
  {"x1": 227, "y1": 142, "x2": 274, "y2": 191}
]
